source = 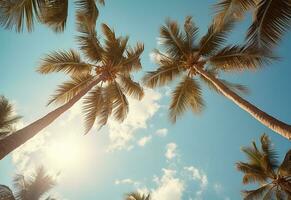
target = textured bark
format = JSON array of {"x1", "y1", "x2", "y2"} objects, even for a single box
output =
[
  {"x1": 195, "y1": 66, "x2": 291, "y2": 140},
  {"x1": 0, "y1": 78, "x2": 101, "y2": 160}
]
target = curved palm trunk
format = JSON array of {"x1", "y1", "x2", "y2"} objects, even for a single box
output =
[
  {"x1": 0, "y1": 78, "x2": 101, "y2": 160},
  {"x1": 195, "y1": 66, "x2": 291, "y2": 140}
]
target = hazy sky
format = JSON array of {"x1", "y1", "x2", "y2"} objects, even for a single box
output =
[{"x1": 0, "y1": 1, "x2": 291, "y2": 199}]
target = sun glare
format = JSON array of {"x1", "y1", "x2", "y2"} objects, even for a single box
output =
[{"x1": 44, "y1": 136, "x2": 88, "y2": 173}]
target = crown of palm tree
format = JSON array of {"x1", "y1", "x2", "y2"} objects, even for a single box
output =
[
  {"x1": 0, "y1": 0, "x2": 105, "y2": 32},
  {"x1": 37, "y1": 16, "x2": 144, "y2": 133},
  {"x1": 143, "y1": 17, "x2": 272, "y2": 122},
  {"x1": 0, "y1": 96, "x2": 21, "y2": 137},
  {"x1": 125, "y1": 192, "x2": 151, "y2": 200},
  {"x1": 237, "y1": 134, "x2": 291, "y2": 200},
  {"x1": 213, "y1": 0, "x2": 291, "y2": 49}
]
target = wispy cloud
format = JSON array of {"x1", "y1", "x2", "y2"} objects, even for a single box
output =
[
  {"x1": 165, "y1": 143, "x2": 178, "y2": 160},
  {"x1": 155, "y1": 128, "x2": 168, "y2": 137},
  {"x1": 107, "y1": 88, "x2": 161, "y2": 152},
  {"x1": 115, "y1": 178, "x2": 140, "y2": 187},
  {"x1": 138, "y1": 135, "x2": 152, "y2": 147}
]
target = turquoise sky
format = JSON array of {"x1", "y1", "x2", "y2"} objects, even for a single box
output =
[{"x1": 0, "y1": 1, "x2": 291, "y2": 199}]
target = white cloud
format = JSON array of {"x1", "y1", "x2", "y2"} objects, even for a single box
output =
[
  {"x1": 115, "y1": 178, "x2": 140, "y2": 186},
  {"x1": 165, "y1": 143, "x2": 177, "y2": 160},
  {"x1": 151, "y1": 168, "x2": 185, "y2": 200},
  {"x1": 155, "y1": 128, "x2": 168, "y2": 137},
  {"x1": 213, "y1": 183, "x2": 223, "y2": 194},
  {"x1": 138, "y1": 135, "x2": 152, "y2": 147},
  {"x1": 107, "y1": 88, "x2": 161, "y2": 152},
  {"x1": 184, "y1": 166, "x2": 208, "y2": 200}
]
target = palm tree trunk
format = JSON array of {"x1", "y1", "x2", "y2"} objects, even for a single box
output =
[
  {"x1": 195, "y1": 66, "x2": 291, "y2": 140},
  {"x1": 0, "y1": 78, "x2": 101, "y2": 160}
]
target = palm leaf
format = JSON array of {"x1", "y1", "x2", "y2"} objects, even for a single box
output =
[
  {"x1": 75, "y1": 0, "x2": 99, "y2": 28},
  {"x1": 236, "y1": 162, "x2": 269, "y2": 184},
  {"x1": 0, "y1": 0, "x2": 38, "y2": 32},
  {"x1": 108, "y1": 82, "x2": 129, "y2": 122},
  {"x1": 279, "y1": 150, "x2": 291, "y2": 176},
  {"x1": 210, "y1": 45, "x2": 274, "y2": 72},
  {"x1": 76, "y1": 14, "x2": 104, "y2": 63},
  {"x1": 159, "y1": 19, "x2": 188, "y2": 59},
  {"x1": 37, "y1": 49, "x2": 91, "y2": 76},
  {"x1": 198, "y1": 20, "x2": 234, "y2": 57},
  {"x1": 118, "y1": 43, "x2": 144, "y2": 73},
  {"x1": 142, "y1": 61, "x2": 180, "y2": 88},
  {"x1": 0, "y1": 185, "x2": 15, "y2": 200},
  {"x1": 242, "y1": 184, "x2": 272, "y2": 200},
  {"x1": 183, "y1": 16, "x2": 199, "y2": 51},
  {"x1": 119, "y1": 75, "x2": 144, "y2": 100},
  {"x1": 260, "y1": 134, "x2": 279, "y2": 169},
  {"x1": 82, "y1": 86, "x2": 104, "y2": 134},
  {"x1": 38, "y1": 0, "x2": 68, "y2": 33},
  {"x1": 0, "y1": 96, "x2": 21, "y2": 133},
  {"x1": 48, "y1": 74, "x2": 93, "y2": 105},
  {"x1": 170, "y1": 76, "x2": 204, "y2": 123},
  {"x1": 247, "y1": 0, "x2": 291, "y2": 48},
  {"x1": 213, "y1": 0, "x2": 256, "y2": 29},
  {"x1": 97, "y1": 85, "x2": 112, "y2": 128}
]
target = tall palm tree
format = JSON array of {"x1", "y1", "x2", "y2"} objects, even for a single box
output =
[
  {"x1": 0, "y1": 0, "x2": 105, "y2": 32},
  {"x1": 0, "y1": 96, "x2": 21, "y2": 138},
  {"x1": 237, "y1": 134, "x2": 291, "y2": 199},
  {"x1": 142, "y1": 17, "x2": 291, "y2": 139},
  {"x1": 125, "y1": 192, "x2": 151, "y2": 200},
  {"x1": 0, "y1": 166, "x2": 57, "y2": 200},
  {"x1": 0, "y1": 13, "x2": 144, "y2": 160},
  {"x1": 213, "y1": 0, "x2": 291, "y2": 49}
]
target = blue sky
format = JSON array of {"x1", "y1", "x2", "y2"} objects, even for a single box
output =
[{"x1": 0, "y1": 0, "x2": 291, "y2": 199}]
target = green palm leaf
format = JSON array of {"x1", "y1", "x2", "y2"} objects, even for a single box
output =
[
  {"x1": 170, "y1": 76, "x2": 204, "y2": 123},
  {"x1": 118, "y1": 43, "x2": 144, "y2": 73},
  {"x1": 37, "y1": 49, "x2": 92, "y2": 76},
  {"x1": 247, "y1": 0, "x2": 291, "y2": 48},
  {"x1": 48, "y1": 75, "x2": 93, "y2": 105}
]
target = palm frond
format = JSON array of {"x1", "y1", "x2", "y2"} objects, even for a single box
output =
[
  {"x1": 236, "y1": 162, "x2": 269, "y2": 184},
  {"x1": 279, "y1": 150, "x2": 291, "y2": 176},
  {"x1": 14, "y1": 166, "x2": 55, "y2": 200},
  {"x1": 170, "y1": 76, "x2": 204, "y2": 123},
  {"x1": 183, "y1": 16, "x2": 199, "y2": 50},
  {"x1": 142, "y1": 61, "x2": 180, "y2": 88},
  {"x1": 210, "y1": 45, "x2": 274, "y2": 72},
  {"x1": 260, "y1": 134, "x2": 279, "y2": 169},
  {"x1": 213, "y1": 0, "x2": 256, "y2": 29},
  {"x1": 0, "y1": 96, "x2": 21, "y2": 133},
  {"x1": 242, "y1": 184, "x2": 272, "y2": 200},
  {"x1": 108, "y1": 82, "x2": 129, "y2": 122},
  {"x1": 159, "y1": 19, "x2": 188, "y2": 59},
  {"x1": 119, "y1": 75, "x2": 144, "y2": 100},
  {"x1": 247, "y1": 0, "x2": 291, "y2": 48},
  {"x1": 0, "y1": 185, "x2": 15, "y2": 200},
  {"x1": 118, "y1": 43, "x2": 144, "y2": 73},
  {"x1": 198, "y1": 20, "x2": 234, "y2": 57},
  {"x1": 76, "y1": 14, "x2": 104, "y2": 63},
  {"x1": 75, "y1": 0, "x2": 99, "y2": 28},
  {"x1": 0, "y1": 0, "x2": 38, "y2": 32},
  {"x1": 82, "y1": 86, "x2": 104, "y2": 134},
  {"x1": 48, "y1": 74, "x2": 93, "y2": 105},
  {"x1": 37, "y1": 49, "x2": 91, "y2": 76},
  {"x1": 126, "y1": 192, "x2": 150, "y2": 200},
  {"x1": 38, "y1": 0, "x2": 68, "y2": 33},
  {"x1": 97, "y1": 85, "x2": 112, "y2": 128}
]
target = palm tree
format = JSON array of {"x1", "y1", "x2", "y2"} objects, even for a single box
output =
[
  {"x1": 142, "y1": 17, "x2": 291, "y2": 139},
  {"x1": 125, "y1": 192, "x2": 151, "y2": 200},
  {"x1": 0, "y1": 0, "x2": 105, "y2": 32},
  {"x1": 237, "y1": 134, "x2": 291, "y2": 199},
  {"x1": 0, "y1": 13, "x2": 144, "y2": 160},
  {"x1": 0, "y1": 166, "x2": 57, "y2": 200},
  {"x1": 213, "y1": 0, "x2": 291, "y2": 48},
  {"x1": 0, "y1": 96, "x2": 21, "y2": 138}
]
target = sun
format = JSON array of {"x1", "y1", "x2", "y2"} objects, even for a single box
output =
[{"x1": 44, "y1": 135, "x2": 89, "y2": 173}]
